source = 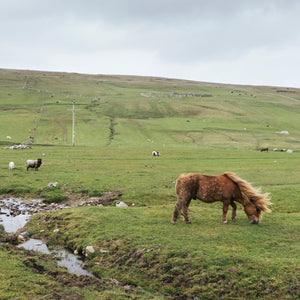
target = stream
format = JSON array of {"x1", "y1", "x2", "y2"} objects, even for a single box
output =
[{"x1": 0, "y1": 198, "x2": 93, "y2": 277}]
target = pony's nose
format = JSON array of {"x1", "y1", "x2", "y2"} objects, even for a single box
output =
[{"x1": 251, "y1": 219, "x2": 259, "y2": 224}]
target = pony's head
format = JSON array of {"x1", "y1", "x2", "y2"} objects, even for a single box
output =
[
  {"x1": 223, "y1": 172, "x2": 272, "y2": 224},
  {"x1": 244, "y1": 204, "x2": 261, "y2": 224},
  {"x1": 244, "y1": 194, "x2": 272, "y2": 224}
]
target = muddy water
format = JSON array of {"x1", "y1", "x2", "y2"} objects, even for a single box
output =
[{"x1": 0, "y1": 198, "x2": 93, "y2": 277}]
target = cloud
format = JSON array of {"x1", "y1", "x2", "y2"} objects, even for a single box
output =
[{"x1": 0, "y1": 0, "x2": 300, "y2": 87}]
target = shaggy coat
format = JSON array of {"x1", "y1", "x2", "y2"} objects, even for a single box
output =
[
  {"x1": 171, "y1": 172, "x2": 272, "y2": 225},
  {"x1": 26, "y1": 159, "x2": 42, "y2": 171}
]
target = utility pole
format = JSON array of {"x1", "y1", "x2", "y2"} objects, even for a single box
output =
[
  {"x1": 68, "y1": 100, "x2": 80, "y2": 147},
  {"x1": 72, "y1": 100, "x2": 75, "y2": 146}
]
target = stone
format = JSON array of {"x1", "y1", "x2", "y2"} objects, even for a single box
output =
[{"x1": 86, "y1": 246, "x2": 95, "y2": 254}]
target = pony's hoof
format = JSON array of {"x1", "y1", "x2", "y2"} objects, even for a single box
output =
[
  {"x1": 171, "y1": 220, "x2": 177, "y2": 225},
  {"x1": 223, "y1": 220, "x2": 228, "y2": 224},
  {"x1": 185, "y1": 221, "x2": 192, "y2": 224}
]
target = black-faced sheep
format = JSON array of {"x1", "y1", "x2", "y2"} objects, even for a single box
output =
[{"x1": 26, "y1": 159, "x2": 42, "y2": 171}]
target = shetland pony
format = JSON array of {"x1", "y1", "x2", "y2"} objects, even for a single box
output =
[{"x1": 171, "y1": 172, "x2": 272, "y2": 225}]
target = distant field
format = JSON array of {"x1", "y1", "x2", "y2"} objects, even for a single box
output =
[{"x1": 0, "y1": 69, "x2": 299, "y2": 299}]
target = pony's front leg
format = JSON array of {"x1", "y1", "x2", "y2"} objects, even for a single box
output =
[
  {"x1": 230, "y1": 201, "x2": 237, "y2": 221},
  {"x1": 222, "y1": 203, "x2": 229, "y2": 224}
]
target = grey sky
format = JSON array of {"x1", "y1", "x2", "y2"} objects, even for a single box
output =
[{"x1": 1, "y1": 0, "x2": 300, "y2": 87}]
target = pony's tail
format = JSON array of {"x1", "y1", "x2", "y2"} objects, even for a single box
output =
[{"x1": 224, "y1": 172, "x2": 272, "y2": 218}]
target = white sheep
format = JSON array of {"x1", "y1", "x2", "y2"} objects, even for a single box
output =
[
  {"x1": 26, "y1": 158, "x2": 42, "y2": 171},
  {"x1": 9, "y1": 162, "x2": 15, "y2": 170}
]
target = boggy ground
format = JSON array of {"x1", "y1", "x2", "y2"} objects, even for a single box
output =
[
  {"x1": 0, "y1": 192, "x2": 161, "y2": 299},
  {"x1": 0, "y1": 241, "x2": 153, "y2": 299}
]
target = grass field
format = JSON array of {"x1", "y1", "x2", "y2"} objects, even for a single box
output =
[{"x1": 0, "y1": 68, "x2": 299, "y2": 299}]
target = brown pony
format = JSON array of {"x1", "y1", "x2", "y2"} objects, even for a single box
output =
[{"x1": 171, "y1": 172, "x2": 272, "y2": 225}]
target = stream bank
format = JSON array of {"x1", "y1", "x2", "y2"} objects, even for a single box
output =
[
  {"x1": 0, "y1": 195, "x2": 144, "y2": 299},
  {"x1": 0, "y1": 197, "x2": 94, "y2": 276},
  {"x1": 0, "y1": 191, "x2": 123, "y2": 277}
]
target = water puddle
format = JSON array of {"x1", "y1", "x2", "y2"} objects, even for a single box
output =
[
  {"x1": 1, "y1": 198, "x2": 93, "y2": 277},
  {"x1": 0, "y1": 198, "x2": 31, "y2": 233},
  {"x1": 17, "y1": 239, "x2": 93, "y2": 276}
]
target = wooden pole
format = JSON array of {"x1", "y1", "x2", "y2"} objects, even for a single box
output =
[
  {"x1": 68, "y1": 100, "x2": 80, "y2": 147},
  {"x1": 72, "y1": 100, "x2": 75, "y2": 147}
]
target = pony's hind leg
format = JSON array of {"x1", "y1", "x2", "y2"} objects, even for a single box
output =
[
  {"x1": 181, "y1": 203, "x2": 191, "y2": 224},
  {"x1": 171, "y1": 202, "x2": 181, "y2": 224},
  {"x1": 230, "y1": 201, "x2": 237, "y2": 221},
  {"x1": 171, "y1": 197, "x2": 191, "y2": 224}
]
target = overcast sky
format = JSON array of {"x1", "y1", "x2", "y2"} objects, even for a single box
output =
[{"x1": 1, "y1": 0, "x2": 300, "y2": 87}]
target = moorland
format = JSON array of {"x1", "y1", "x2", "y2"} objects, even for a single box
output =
[{"x1": 0, "y1": 68, "x2": 299, "y2": 299}]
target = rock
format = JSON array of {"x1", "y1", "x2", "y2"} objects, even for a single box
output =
[
  {"x1": 116, "y1": 201, "x2": 128, "y2": 207},
  {"x1": 99, "y1": 248, "x2": 108, "y2": 253},
  {"x1": 112, "y1": 279, "x2": 120, "y2": 285},
  {"x1": 17, "y1": 235, "x2": 26, "y2": 244},
  {"x1": 86, "y1": 246, "x2": 95, "y2": 255},
  {"x1": 20, "y1": 231, "x2": 30, "y2": 238},
  {"x1": 276, "y1": 130, "x2": 289, "y2": 135},
  {"x1": 6, "y1": 144, "x2": 31, "y2": 150},
  {"x1": 47, "y1": 182, "x2": 58, "y2": 187}
]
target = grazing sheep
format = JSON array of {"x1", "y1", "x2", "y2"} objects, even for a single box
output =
[
  {"x1": 26, "y1": 159, "x2": 42, "y2": 171},
  {"x1": 152, "y1": 151, "x2": 161, "y2": 156},
  {"x1": 9, "y1": 162, "x2": 15, "y2": 170}
]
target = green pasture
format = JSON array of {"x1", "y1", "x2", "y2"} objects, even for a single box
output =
[{"x1": 0, "y1": 69, "x2": 299, "y2": 298}]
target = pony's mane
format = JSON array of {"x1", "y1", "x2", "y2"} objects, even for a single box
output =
[{"x1": 223, "y1": 172, "x2": 272, "y2": 219}]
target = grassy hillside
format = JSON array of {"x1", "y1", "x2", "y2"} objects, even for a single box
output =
[{"x1": 0, "y1": 68, "x2": 299, "y2": 299}]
